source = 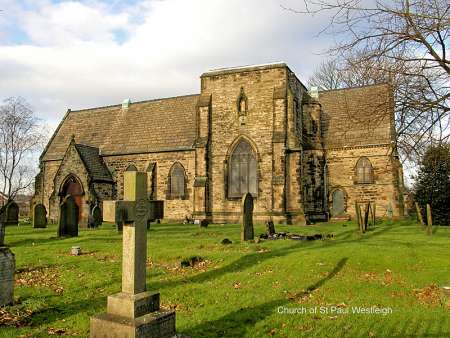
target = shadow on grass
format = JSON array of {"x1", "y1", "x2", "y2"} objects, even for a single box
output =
[
  {"x1": 150, "y1": 225, "x2": 394, "y2": 291},
  {"x1": 150, "y1": 241, "x2": 310, "y2": 290},
  {"x1": 183, "y1": 258, "x2": 348, "y2": 338}
]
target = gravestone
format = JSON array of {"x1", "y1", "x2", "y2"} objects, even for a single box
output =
[
  {"x1": 266, "y1": 220, "x2": 276, "y2": 236},
  {"x1": 33, "y1": 204, "x2": 47, "y2": 228},
  {"x1": 1, "y1": 201, "x2": 19, "y2": 227},
  {"x1": 90, "y1": 171, "x2": 176, "y2": 338},
  {"x1": 241, "y1": 193, "x2": 254, "y2": 241},
  {"x1": 0, "y1": 246, "x2": 15, "y2": 306},
  {"x1": 89, "y1": 204, "x2": 102, "y2": 228},
  {"x1": 58, "y1": 195, "x2": 79, "y2": 237},
  {"x1": 0, "y1": 206, "x2": 15, "y2": 306},
  {"x1": 0, "y1": 220, "x2": 4, "y2": 247},
  {"x1": 331, "y1": 189, "x2": 345, "y2": 217}
]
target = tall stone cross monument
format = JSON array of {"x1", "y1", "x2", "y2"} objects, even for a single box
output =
[{"x1": 90, "y1": 171, "x2": 176, "y2": 338}]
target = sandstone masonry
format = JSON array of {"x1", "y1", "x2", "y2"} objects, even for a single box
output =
[{"x1": 32, "y1": 63, "x2": 405, "y2": 226}]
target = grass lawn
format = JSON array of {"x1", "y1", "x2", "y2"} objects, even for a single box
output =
[{"x1": 0, "y1": 219, "x2": 449, "y2": 337}]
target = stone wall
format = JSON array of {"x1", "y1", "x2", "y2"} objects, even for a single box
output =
[
  {"x1": 326, "y1": 145, "x2": 403, "y2": 218},
  {"x1": 102, "y1": 150, "x2": 196, "y2": 221},
  {"x1": 200, "y1": 64, "x2": 295, "y2": 224},
  {"x1": 51, "y1": 142, "x2": 91, "y2": 226}
]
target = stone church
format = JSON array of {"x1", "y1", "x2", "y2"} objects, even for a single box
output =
[{"x1": 32, "y1": 63, "x2": 405, "y2": 226}]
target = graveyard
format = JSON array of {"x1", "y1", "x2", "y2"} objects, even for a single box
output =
[{"x1": 0, "y1": 217, "x2": 449, "y2": 337}]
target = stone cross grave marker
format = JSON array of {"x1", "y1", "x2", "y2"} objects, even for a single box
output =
[
  {"x1": 90, "y1": 171, "x2": 175, "y2": 338},
  {"x1": 58, "y1": 195, "x2": 79, "y2": 237},
  {"x1": 241, "y1": 193, "x2": 254, "y2": 241},
  {"x1": 33, "y1": 204, "x2": 47, "y2": 228}
]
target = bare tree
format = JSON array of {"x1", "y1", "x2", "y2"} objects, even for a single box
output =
[
  {"x1": 308, "y1": 59, "x2": 343, "y2": 89},
  {"x1": 0, "y1": 97, "x2": 46, "y2": 203},
  {"x1": 295, "y1": 0, "x2": 449, "y2": 160}
]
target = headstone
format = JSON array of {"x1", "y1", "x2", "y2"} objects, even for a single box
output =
[
  {"x1": 415, "y1": 202, "x2": 425, "y2": 226},
  {"x1": 58, "y1": 195, "x2": 79, "y2": 237},
  {"x1": 90, "y1": 171, "x2": 175, "y2": 338},
  {"x1": 0, "y1": 246, "x2": 15, "y2": 305},
  {"x1": 90, "y1": 204, "x2": 102, "y2": 228},
  {"x1": 241, "y1": 193, "x2": 254, "y2": 241},
  {"x1": 266, "y1": 220, "x2": 276, "y2": 236},
  {"x1": 2, "y1": 201, "x2": 19, "y2": 226},
  {"x1": 33, "y1": 204, "x2": 47, "y2": 228},
  {"x1": 331, "y1": 189, "x2": 345, "y2": 217},
  {"x1": 426, "y1": 204, "x2": 433, "y2": 235},
  {"x1": 104, "y1": 199, "x2": 163, "y2": 232},
  {"x1": 0, "y1": 221, "x2": 4, "y2": 246}
]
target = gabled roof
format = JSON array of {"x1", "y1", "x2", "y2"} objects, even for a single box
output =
[
  {"x1": 74, "y1": 144, "x2": 113, "y2": 182},
  {"x1": 42, "y1": 94, "x2": 200, "y2": 161},
  {"x1": 319, "y1": 83, "x2": 394, "y2": 148}
]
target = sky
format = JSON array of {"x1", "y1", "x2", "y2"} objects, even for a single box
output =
[{"x1": 0, "y1": 0, "x2": 335, "y2": 130}]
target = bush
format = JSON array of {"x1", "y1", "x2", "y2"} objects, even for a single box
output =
[{"x1": 414, "y1": 144, "x2": 450, "y2": 226}]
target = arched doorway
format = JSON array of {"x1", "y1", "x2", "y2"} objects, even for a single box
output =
[
  {"x1": 331, "y1": 189, "x2": 345, "y2": 217},
  {"x1": 60, "y1": 175, "x2": 84, "y2": 221}
]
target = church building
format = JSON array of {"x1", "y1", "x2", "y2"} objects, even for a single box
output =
[{"x1": 32, "y1": 63, "x2": 405, "y2": 226}]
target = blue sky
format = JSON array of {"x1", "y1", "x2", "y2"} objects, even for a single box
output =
[{"x1": 0, "y1": 0, "x2": 334, "y2": 129}]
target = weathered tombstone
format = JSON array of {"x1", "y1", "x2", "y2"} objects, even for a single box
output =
[
  {"x1": 104, "y1": 199, "x2": 163, "y2": 232},
  {"x1": 415, "y1": 202, "x2": 425, "y2": 227},
  {"x1": 426, "y1": 204, "x2": 433, "y2": 235},
  {"x1": 58, "y1": 195, "x2": 79, "y2": 237},
  {"x1": 33, "y1": 204, "x2": 47, "y2": 228},
  {"x1": 90, "y1": 171, "x2": 175, "y2": 338},
  {"x1": 331, "y1": 189, "x2": 345, "y2": 217},
  {"x1": 363, "y1": 203, "x2": 370, "y2": 231},
  {"x1": 3, "y1": 201, "x2": 19, "y2": 226},
  {"x1": 355, "y1": 202, "x2": 364, "y2": 233},
  {"x1": 0, "y1": 210, "x2": 15, "y2": 306},
  {"x1": 89, "y1": 204, "x2": 102, "y2": 228},
  {"x1": 0, "y1": 220, "x2": 4, "y2": 246},
  {"x1": 266, "y1": 220, "x2": 276, "y2": 236},
  {"x1": 371, "y1": 202, "x2": 376, "y2": 226},
  {"x1": 241, "y1": 193, "x2": 254, "y2": 241},
  {"x1": 0, "y1": 245, "x2": 15, "y2": 306}
]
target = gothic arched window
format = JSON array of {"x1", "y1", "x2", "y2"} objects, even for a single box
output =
[
  {"x1": 228, "y1": 139, "x2": 258, "y2": 198},
  {"x1": 355, "y1": 157, "x2": 374, "y2": 184},
  {"x1": 169, "y1": 163, "x2": 186, "y2": 199},
  {"x1": 126, "y1": 164, "x2": 137, "y2": 171}
]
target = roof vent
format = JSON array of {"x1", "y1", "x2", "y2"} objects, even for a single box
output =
[
  {"x1": 309, "y1": 86, "x2": 319, "y2": 99},
  {"x1": 122, "y1": 98, "x2": 131, "y2": 109}
]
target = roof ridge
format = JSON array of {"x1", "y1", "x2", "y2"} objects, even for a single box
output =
[
  {"x1": 69, "y1": 93, "x2": 200, "y2": 113},
  {"x1": 318, "y1": 82, "x2": 389, "y2": 93}
]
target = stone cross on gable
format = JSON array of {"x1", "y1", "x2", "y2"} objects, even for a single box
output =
[{"x1": 115, "y1": 171, "x2": 150, "y2": 294}]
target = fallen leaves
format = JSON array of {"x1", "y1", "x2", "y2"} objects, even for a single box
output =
[
  {"x1": 15, "y1": 266, "x2": 64, "y2": 294},
  {"x1": 0, "y1": 307, "x2": 33, "y2": 327},
  {"x1": 413, "y1": 284, "x2": 442, "y2": 306}
]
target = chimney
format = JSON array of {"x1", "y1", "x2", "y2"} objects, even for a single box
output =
[{"x1": 309, "y1": 86, "x2": 319, "y2": 99}]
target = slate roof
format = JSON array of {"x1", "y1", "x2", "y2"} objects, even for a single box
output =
[
  {"x1": 74, "y1": 144, "x2": 113, "y2": 182},
  {"x1": 319, "y1": 84, "x2": 394, "y2": 149},
  {"x1": 42, "y1": 94, "x2": 200, "y2": 161}
]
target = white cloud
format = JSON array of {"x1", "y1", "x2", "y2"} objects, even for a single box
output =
[{"x1": 0, "y1": 0, "x2": 333, "y2": 129}]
